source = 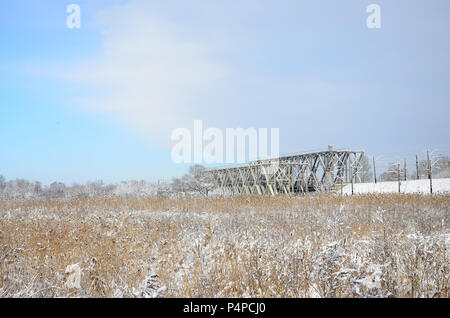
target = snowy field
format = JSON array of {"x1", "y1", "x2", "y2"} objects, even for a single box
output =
[
  {"x1": 0, "y1": 195, "x2": 448, "y2": 298},
  {"x1": 343, "y1": 178, "x2": 450, "y2": 195}
]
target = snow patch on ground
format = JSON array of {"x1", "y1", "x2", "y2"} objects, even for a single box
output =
[{"x1": 343, "y1": 178, "x2": 450, "y2": 195}]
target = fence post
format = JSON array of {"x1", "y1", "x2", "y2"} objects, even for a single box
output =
[
  {"x1": 350, "y1": 164, "x2": 354, "y2": 195},
  {"x1": 427, "y1": 150, "x2": 433, "y2": 194},
  {"x1": 397, "y1": 163, "x2": 401, "y2": 193},
  {"x1": 416, "y1": 154, "x2": 419, "y2": 180},
  {"x1": 373, "y1": 156, "x2": 377, "y2": 184}
]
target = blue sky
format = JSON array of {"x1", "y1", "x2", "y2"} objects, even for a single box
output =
[{"x1": 1, "y1": 0, "x2": 450, "y2": 185}]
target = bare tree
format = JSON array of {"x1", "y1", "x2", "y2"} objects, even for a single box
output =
[
  {"x1": 359, "y1": 155, "x2": 373, "y2": 182},
  {"x1": 33, "y1": 181, "x2": 42, "y2": 197},
  {"x1": 433, "y1": 155, "x2": 450, "y2": 178},
  {"x1": 379, "y1": 163, "x2": 402, "y2": 182},
  {"x1": 172, "y1": 165, "x2": 214, "y2": 197},
  {"x1": 47, "y1": 182, "x2": 66, "y2": 198},
  {"x1": 409, "y1": 155, "x2": 450, "y2": 180},
  {"x1": 3, "y1": 179, "x2": 36, "y2": 199},
  {"x1": 0, "y1": 175, "x2": 5, "y2": 194},
  {"x1": 171, "y1": 177, "x2": 185, "y2": 195},
  {"x1": 155, "y1": 180, "x2": 172, "y2": 198},
  {"x1": 410, "y1": 159, "x2": 429, "y2": 180}
]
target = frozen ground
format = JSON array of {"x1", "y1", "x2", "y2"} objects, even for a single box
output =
[{"x1": 343, "y1": 178, "x2": 450, "y2": 195}]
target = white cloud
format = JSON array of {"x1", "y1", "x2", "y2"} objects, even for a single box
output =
[
  {"x1": 58, "y1": 0, "x2": 232, "y2": 146},
  {"x1": 46, "y1": 0, "x2": 368, "y2": 152}
]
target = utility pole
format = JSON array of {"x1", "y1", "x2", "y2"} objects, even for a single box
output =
[
  {"x1": 404, "y1": 159, "x2": 407, "y2": 181},
  {"x1": 427, "y1": 150, "x2": 433, "y2": 194},
  {"x1": 373, "y1": 156, "x2": 377, "y2": 184},
  {"x1": 416, "y1": 154, "x2": 419, "y2": 180},
  {"x1": 397, "y1": 163, "x2": 401, "y2": 193}
]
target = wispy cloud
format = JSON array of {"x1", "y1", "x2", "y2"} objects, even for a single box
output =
[
  {"x1": 52, "y1": 0, "x2": 233, "y2": 146},
  {"x1": 47, "y1": 0, "x2": 355, "y2": 149},
  {"x1": 42, "y1": 0, "x2": 450, "y2": 155}
]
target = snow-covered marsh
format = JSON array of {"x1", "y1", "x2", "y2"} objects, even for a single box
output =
[{"x1": 0, "y1": 194, "x2": 448, "y2": 297}]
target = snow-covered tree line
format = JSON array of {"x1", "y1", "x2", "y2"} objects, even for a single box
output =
[
  {"x1": 0, "y1": 177, "x2": 174, "y2": 200},
  {"x1": 0, "y1": 165, "x2": 214, "y2": 200},
  {"x1": 1, "y1": 156, "x2": 448, "y2": 199},
  {"x1": 379, "y1": 155, "x2": 450, "y2": 182}
]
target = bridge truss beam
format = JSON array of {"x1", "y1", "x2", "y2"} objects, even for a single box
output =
[{"x1": 208, "y1": 150, "x2": 364, "y2": 196}]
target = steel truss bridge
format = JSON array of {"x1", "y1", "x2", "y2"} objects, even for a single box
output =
[{"x1": 207, "y1": 149, "x2": 365, "y2": 195}]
